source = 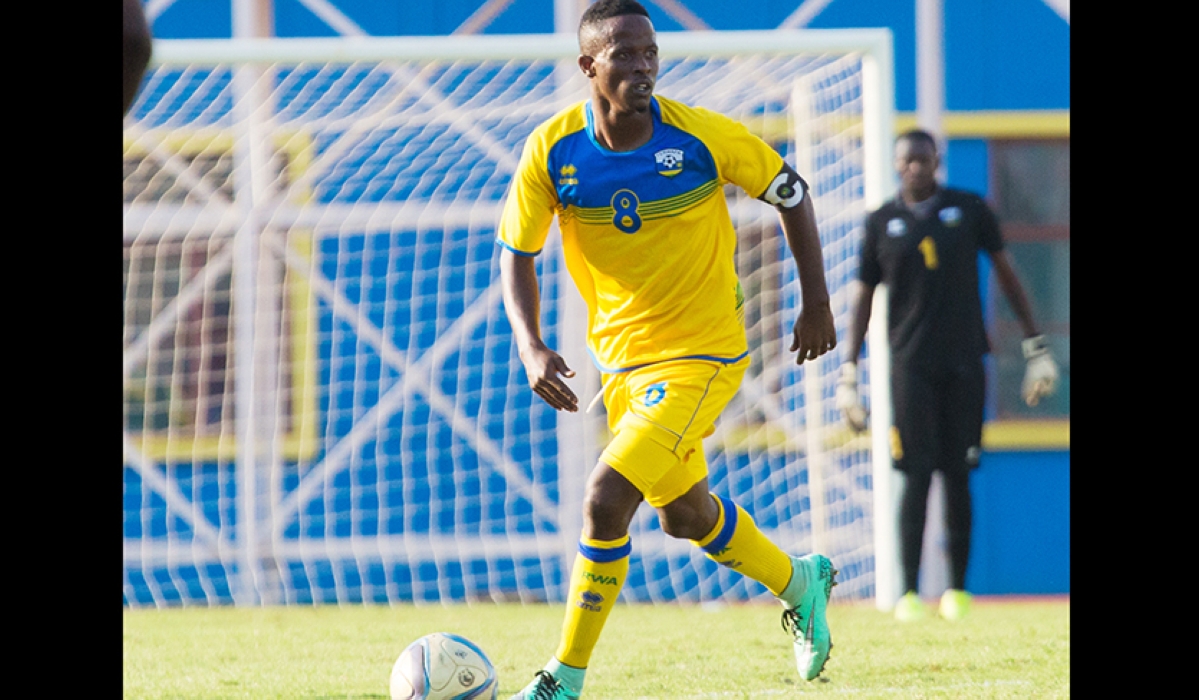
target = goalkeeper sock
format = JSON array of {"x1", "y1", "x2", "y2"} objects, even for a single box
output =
[
  {"x1": 553, "y1": 534, "x2": 631, "y2": 673},
  {"x1": 693, "y1": 494, "x2": 793, "y2": 598}
]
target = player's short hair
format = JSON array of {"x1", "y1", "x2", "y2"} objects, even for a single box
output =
[
  {"x1": 579, "y1": 0, "x2": 651, "y2": 43},
  {"x1": 896, "y1": 129, "x2": 938, "y2": 152}
]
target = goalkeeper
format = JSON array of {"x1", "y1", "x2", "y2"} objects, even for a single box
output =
[
  {"x1": 835, "y1": 128, "x2": 1060, "y2": 623},
  {"x1": 497, "y1": 1, "x2": 838, "y2": 697}
]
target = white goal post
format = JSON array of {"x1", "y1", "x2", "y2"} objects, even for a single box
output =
[{"x1": 123, "y1": 29, "x2": 898, "y2": 610}]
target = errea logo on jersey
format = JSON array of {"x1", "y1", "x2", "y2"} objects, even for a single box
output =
[
  {"x1": 886, "y1": 218, "x2": 907, "y2": 237},
  {"x1": 654, "y1": 148, "x2": 684, "y2": 177},
  {"x1": 559, "y1": 164, "x2": 578, "y2": 186}
]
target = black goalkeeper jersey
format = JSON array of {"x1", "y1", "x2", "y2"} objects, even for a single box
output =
[{"x1": 859, "y1": 186, "x2": 1005, "y2": 373}]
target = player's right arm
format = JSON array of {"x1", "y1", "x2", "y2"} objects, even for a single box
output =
[
  {"x1": 835, "y1": 212, "x2": 883, "y2": 432},
  {"x1": 497, "y1": 127, "x2": 578, "y2": 412},
  {"x1": 832, "y1": 279, "x2": 874, "y2": 432},
  {"x1": 843, "y1": 281, "x2": 875, "y2": 367},
  {"x1": 843, "y1": 209, "x2": 883, "y2": 366},
  {"x1": 500, "y1": 251, "x2": 578, "y2": 412}
]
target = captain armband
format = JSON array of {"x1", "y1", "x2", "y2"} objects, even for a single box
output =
[{"x1": 759, "y1": 167, "x2": 809, "y2": 210}]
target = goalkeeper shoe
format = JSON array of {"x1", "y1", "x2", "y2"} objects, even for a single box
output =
[
  {"x1": 780, "y1": 553, "x2": 837, "y2": 681},
  {"x1": 939, "y1": 589, "x2": 971, "y2": 621},
  {"x1": 893, "y1": 591, "x2": 928, "y2": 622},
  {"x1": 509, "y1": 671, "x2": 581, "y2": 700}
]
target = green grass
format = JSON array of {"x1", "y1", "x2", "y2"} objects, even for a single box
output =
[{"x1": 123, "y1": 597, "x2": 1068, "y2": 699}]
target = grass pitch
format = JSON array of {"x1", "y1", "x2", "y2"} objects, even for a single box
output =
[{"x1": 123, "y1": 597, "x2": 1068, "y2": 699}]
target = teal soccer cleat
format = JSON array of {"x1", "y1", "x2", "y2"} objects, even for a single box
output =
[
  {"x1": 508, "y1": 670, "x2": 581, "y2": 700},
  {"x1": 781, "y1": 553, "x2": 837, "y2": 681}
]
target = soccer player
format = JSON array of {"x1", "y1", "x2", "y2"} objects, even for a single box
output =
[
  {"x1": 835, "y1": 129, "x2": 1060, "y2": 622},
  {"x1": 123, "y1": 0, "x2": 153, "y2": 116},
  {"x1": 497, "y1": 1, "x2": 839, "y2": 697}
]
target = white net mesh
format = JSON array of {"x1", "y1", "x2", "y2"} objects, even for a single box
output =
[{"x1": 123, "y1": 34, "x2": 888, "y2": 608}]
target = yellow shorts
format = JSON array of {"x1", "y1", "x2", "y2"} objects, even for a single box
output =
[{"x1": 599, "y1": 356, "x2": 749, "y2": 508}]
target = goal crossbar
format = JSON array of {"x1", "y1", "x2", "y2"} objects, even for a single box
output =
[{"x1": 151, "y1": 29, "x2": 894, "y2": 65}]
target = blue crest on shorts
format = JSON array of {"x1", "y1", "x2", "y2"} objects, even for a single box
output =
[{"x1": 645, "y1": 382, "x2": 667, "y2": 406}]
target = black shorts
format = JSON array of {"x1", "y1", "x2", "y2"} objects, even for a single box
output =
[{"x1": 889, "y1": 359, "x2": 985, "y2": 475}]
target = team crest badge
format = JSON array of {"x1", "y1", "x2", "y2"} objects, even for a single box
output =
[
  {"x1": 886, "y1": 218, "x2": 907, "y2": 237},
  {"x1": 654, "y1": 148, "x2": 684, "y2": 177},
  {"x1": 939, "y1": 206, "x2": 963, "y2": 226}
]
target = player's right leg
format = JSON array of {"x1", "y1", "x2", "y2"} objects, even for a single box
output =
[
  {"x1": 509, "y1": 464, "x2": 641, "y2": 700},
  {"x1": 896, "y1": 469, "x2": 932, "y2": 620},
  {"x1": 890, "y1": 364, "x2": 938, "y2": 621}
]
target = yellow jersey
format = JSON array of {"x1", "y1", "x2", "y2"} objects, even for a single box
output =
[{"x1": 497, "y1": 95, "x2": 783, "y2": 372}]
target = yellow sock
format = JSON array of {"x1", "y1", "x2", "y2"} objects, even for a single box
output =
[
  {"x1": 553, "y1": 535, "x2": 631, "y2": 669},
  {"x1": 693, "y1": 495, "x2": 793, "y2": 596}
]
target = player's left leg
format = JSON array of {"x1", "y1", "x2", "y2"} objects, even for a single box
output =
[
  {"x1": 936, "y1": 359, "x2": 986, "y2": 620},
  {"x1": 655, "y1": 479, "x2": 836, "y2": 681},
  {"x1": 658, "y1": 478, "x2": 793, "y2": 595},
  {"x1": 638, "y1": 354, "x2": 834, "y2": 681},
  {"x1": 634, "y1": 357, "x2": 805, "y2": 608},
  {"x1": 938, "y1": 466, "x2": 973, "y2": 621}
]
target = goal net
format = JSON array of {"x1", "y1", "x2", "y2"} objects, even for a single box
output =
[{"x1": 123, "y1": 30, "x2": 895, "y2": 608}]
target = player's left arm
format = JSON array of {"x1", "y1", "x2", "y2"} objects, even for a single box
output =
[
  {"x1": 980, "y1": 197, "x2": 1060, "y2": 406},
  {"x1": 759, "y1": 163, "x2": 837, "y2": 364},
  {"x1": 123, "y1": 0, "x2": 153, "y2": 117},
  {"x1": 988, "y1": 249, "x2": 1039, "y2": 339},
  {"x1": 987, "y1": 248, "x2": 1060, "y2": 406}
]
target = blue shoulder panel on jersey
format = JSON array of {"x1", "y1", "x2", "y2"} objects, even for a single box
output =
[{"x1": 546, "y1": 98, "x2": 720, "y2": 212}]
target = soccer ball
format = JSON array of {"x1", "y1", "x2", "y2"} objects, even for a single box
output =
[{"x1": 389, "y1": 632, "x2": 498, "y2": 700}]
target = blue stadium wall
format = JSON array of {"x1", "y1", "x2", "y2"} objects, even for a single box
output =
[{"x1": 140, "y1": 0, "x2": 1070, "y2": 596}]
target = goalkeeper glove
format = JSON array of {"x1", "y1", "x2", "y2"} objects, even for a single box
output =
[
  {"x1": 1021, "y1": 335, "x2": 1059, "y2": 407},
  {"x1": 835, "y1": 362, "x2": 869, "y2": 433}
]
